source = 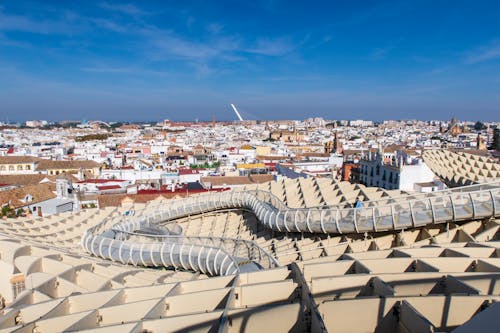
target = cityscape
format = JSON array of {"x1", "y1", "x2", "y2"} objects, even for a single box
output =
[{"x1": 0, "y1": 1, "x2": 499, "y2": 333}]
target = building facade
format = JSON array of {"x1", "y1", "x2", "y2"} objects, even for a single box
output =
[
  {"x1": 0, "y1": 156, "x2": 39, "y2": 175},
  {"x1": 359, "y1": 152, "x2": 437, "y2": 191}
]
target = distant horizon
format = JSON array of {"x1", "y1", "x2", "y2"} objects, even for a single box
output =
[{"x1": 3, "y1": 114, "x2": 499, "y2": 124}]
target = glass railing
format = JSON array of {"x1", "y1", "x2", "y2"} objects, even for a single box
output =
[
  {"x1": 82, "y1": 182, "x2": 499, "y2": 275},
  {"x1": 128, "y1": 186, "x2": 498, "y2": 234},
  {"x1": 113, "y1": 231, "x2": 279, "y2": 270},
  {"x1": 82, "y1": 230, "x2": 242, "y2": 276}
]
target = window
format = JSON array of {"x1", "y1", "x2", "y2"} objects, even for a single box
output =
[
  {"x1": 17, "y1": 165, "x2": 23, "y2": 171},
  {"x1": 0, "y1": 166, "x2": 5, "y2": 171},
  {"x1": 25, "y1": 165, "x2": 31, "y2": 170},
  {"x1": 9, "y1": 165, "x2": 14, "y2": 171},
  {"x1": 12, "y1": 279, "x2": 25, "y2": 300}
]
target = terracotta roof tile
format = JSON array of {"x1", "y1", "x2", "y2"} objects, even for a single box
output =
[
  {"x1": 0, "y1": 156, "x2": 41, "y2": 164},
  {"x1": 0, "y1": 183, "x2": 56, "y2": 208},
  {"x1": 36, "y1": 160, "x2": 100, "y2": 170},
  {"x1": 0, "y1": 174, "x2": 48, "y2": 186},
  {"x1": 201, "y1": 175, "x2": 274, "y2": 187}
]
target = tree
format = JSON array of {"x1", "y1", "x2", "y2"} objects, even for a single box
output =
[
  {"x1": 75, "y1": 134, "x2": 109, "y2": 142},
  {"x1": 490, "y1": 128, "x2": 500, "y2": 151},
  {"x1": 1, "y1": 205, "x2": 12, "y2": 217},
  {"x1": 474, "y1": 121, "x2": 485, "y2": 131}
]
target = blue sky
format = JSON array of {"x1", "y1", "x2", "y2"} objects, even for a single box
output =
[{"x1": 0, "y1": 0, "x2": 499, "y2": 122}]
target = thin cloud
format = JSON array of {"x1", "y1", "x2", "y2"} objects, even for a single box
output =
[
  {"x1": 99, "y1": 2, "x2": 148, "y2": 17},
  {"x1": 245, "y1": 37, "x2": 295, "y2": 56},
  {"x1": 142, "y1": 27, "x2": 254, "y2": 62},
  {"x1": 90, "y1": 18, "x2": 127, "y2": 32},
  {"x1": 190, "y1": 62, "x2": 215, "y2": 77},
  {"x1": 81, "y1": 67, "x2": 134, "y2": 73},
  {"x1": 141, "y1": 29, "x2": 297, "y2": 74},
  {"x1": 369, "y1": 46, "x2": 394, "y2": 60},
  {"x1": 206, "y1": 22, "x2": 224, "y2": 34},
  {"x1": 81, "y1": 66, "x2": 170, "y2": 76},
  {"x1": 1, "y1": 3, "x2": 298, "y2": 67},
  {"x1": 144, "y1": 29, "x2": 223, "y2": 60},
  {"x1": 465, "y1": 40, "x2": 500, "y2": 64},
  {"x1": 419, "y1": 66, "x2": 453, "y2": 77},
  {"x1": 0, "y1": 7, "x2": 78, "y2": 34}
]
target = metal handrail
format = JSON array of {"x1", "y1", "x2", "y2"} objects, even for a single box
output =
[
  {"x1": 82, "y1": 182, "x2": 500, "y2": 276},
  {"x1": 133, "y1": 186, "x2": 499, "y2": 233},
  {"x1": 113, "y1": 228, "x2": 279, "y2": 268},
  {"x1": 303, "y1": 179, "x2": 500, "y2": 209}
]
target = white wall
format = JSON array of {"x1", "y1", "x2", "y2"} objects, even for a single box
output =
[
  {"x1": 74, "y1": 180, "x2": 130, "y2": 193},
  {"x1": 399, "y1": 162, "x2": 436, "y2": 192},
  {"x1": 151, "y1": 145, "x2": 170, "y2": 155},
  {"x1": 328, "y1": 155, "x2": 344, "y2": 169},
  {"x1": 179, "y1": 173, "x2": 201, "y2": 183},
  {"x1": 101, "y1": 169, "x2": 164, "y2": 181},
  {"x1": 0, "y1": 261, "x2": 15, "y2": 303}
]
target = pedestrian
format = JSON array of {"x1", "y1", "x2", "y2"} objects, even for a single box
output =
[{"x1": 354, "y1": 197, "x2": 363, "y2": 209}]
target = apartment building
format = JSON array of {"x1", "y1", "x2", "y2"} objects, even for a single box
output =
[
  {"x1": 0, "y1": 156, "x2": 40, "y2": 175},
  {"x1": 359, "y1": 152, "x2": 437, "y2": 191}
]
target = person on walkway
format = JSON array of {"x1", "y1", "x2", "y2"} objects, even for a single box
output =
[{"x1": 354, "y1": 197, "x2": 364, "y2": 209}]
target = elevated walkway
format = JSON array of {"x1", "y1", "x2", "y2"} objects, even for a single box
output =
[{"x1": 82, "y1": 181, "x2": 500, "y2": 275}]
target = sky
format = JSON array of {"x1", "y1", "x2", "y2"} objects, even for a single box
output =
[{"x1": 0, "y1": 0, "x2": 500, "y2": 122}]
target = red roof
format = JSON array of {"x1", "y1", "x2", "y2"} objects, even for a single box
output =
[
  {"x1": 97, "y1": 185, "x2": 122, "y2": 190},
  {"x1": 178, "y1": 169, "x2": 200, "y2": 175},
  {"x1": 138, "y1": 188, "x2": 228, "y2": 194},
  {"x1": 76, "y1": 179, "x2": 126, "y2": 184},
  {"x1": 264, "y1": 162, "x2": 277, "y2": 171}
]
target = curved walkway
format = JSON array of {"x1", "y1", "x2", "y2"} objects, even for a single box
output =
[{"x1": 82, "y1": 181, "x2": 500, "y2": 275}]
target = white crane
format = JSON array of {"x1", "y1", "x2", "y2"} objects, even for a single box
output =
[{"x1": 230, "y1": 103, "x2": 244, "y2": 121}]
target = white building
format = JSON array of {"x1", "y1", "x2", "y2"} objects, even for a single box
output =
[
  {"x1": 101, "y1": 168, "x2": 164, "y2": 182},
  {"x1": 349, "y1": 120, "x2": 374, "y2": 127},
  {"x1": 359, "y1": 152, "x2": 437, "y2": 191},
  {"x1": 178, "y1": 169, "x2": 203, "y2": 183},
  {"x1": 73, "y1": 179, "x2": 131, "y2": 194}
]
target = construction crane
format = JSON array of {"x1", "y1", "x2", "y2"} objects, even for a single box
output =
[{"x1": 230, "y1": 104, "x2": 244, "y2": 121}]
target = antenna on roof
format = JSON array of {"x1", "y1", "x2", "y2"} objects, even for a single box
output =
[{"x1": 230, "y1": 104, "x2": 244, "y2": 121}]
